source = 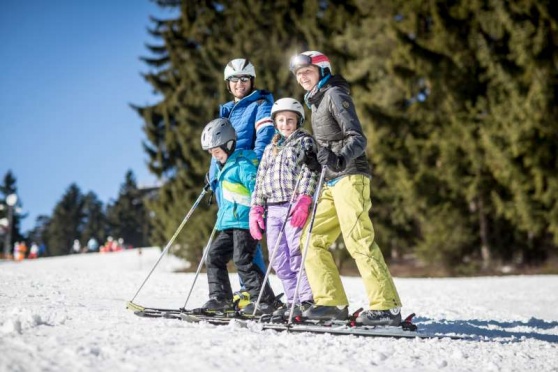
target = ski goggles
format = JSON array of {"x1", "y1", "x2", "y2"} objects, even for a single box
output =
[
  {"x1": 289, "y1": 54, "x2": 313, "y2": 73},
  {"x1": 227, "y1": 75, "x2": 251, "y2": 83}
]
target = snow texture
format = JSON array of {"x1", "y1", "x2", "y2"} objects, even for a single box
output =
[{"x1": 1, "y1": 248, "x2": 557, "y2": 372}]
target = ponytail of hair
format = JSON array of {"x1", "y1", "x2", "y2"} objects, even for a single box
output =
[{"x1": 271, "y1": 133, "x2": 282, "y2": 156}]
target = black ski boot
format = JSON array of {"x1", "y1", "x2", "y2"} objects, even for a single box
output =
[
  {"x1": 241, "y1": 295, "x2": 284, "y2": 317},
  {"x1": 274, "y1": 300, "x2": 314, "y2": 320},
  {"x1": 302, "y1": 305, "x2": 349, "y2": 321},
  {"x1": 271, "y1": 303, "x2": 291, "y2": 318},
  {"x1": 355, "y1": 308, "x2": 402, "y2": 326},
  {"x1": 200, "y1": 297, "x2": 233, "y2": 313}
]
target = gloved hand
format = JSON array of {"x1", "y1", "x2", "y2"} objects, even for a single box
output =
[
  {"x1": 317, "y1": 147, "x2": 346, "y2": 172},
  {"x1": 204, "y1": 172, "x2": 211, "y2": 191},
  {"x1": 303, "y1": 149, "x2": 322, "y2": 172},
  {"x1": 249, "y1": 205, "x2": 265, "y2": 240},
  {"x1": 290, "y1": 195, "x2": 313, "y2": 228}
]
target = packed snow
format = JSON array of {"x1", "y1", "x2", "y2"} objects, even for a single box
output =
[{"x1": 1, "y1": 248, "x2": 557, "y2": 372}]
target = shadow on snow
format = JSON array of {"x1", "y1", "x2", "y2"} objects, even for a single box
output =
[{"x1": 415, "y1": 316, "x2": 558, "y2": 343}]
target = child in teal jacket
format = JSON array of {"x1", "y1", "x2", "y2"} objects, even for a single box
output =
[{"x1": 200, "y1": 118, "x2": 276, "y2": 314}]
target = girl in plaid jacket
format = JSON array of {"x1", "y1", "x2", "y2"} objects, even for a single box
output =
[{"x1": 247, "y1": 98, "x2": 318, "y2": 318}]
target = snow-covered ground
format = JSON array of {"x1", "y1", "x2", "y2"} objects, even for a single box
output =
[{"x1": 1, "y1": 248, "x2": 557, "y2": 372}]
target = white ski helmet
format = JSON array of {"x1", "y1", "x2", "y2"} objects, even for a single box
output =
[
  {"x1": 224, "y1": 58, "x2": 256, "y2": 80},
  {"x1": 271, "y1": 98, "x2": 305, "y2": 127},
  {"x1": 289, "y1": 51, "x2": 332, "y2": 76},
  {"x1": 201, "y1": 118, "x2": 237, "y2": 155}
]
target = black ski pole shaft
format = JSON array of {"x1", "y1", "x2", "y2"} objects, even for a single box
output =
[
  {"x1": 183, "y1": 225, "x2": 217, "y2": 309},
  {"x1": 287, "y1": 165, "x2": 327, "y2": 324},
  {"x1": 129, "y1": 185, "x2": 210, "y2": 303},
  {"x1": 182, "y1": 224, "x2": 217, "y2": 310}
]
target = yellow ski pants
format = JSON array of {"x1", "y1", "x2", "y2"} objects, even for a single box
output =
[{"x1": 300, "y1": 174, "x2": 402, "y2": 310}]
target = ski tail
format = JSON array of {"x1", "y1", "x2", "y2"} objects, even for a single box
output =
[
  {"x1": 126, "y1": 301, "x2": 183, "y2": 314},
  {"x1": 126, "y1": 301, "x2": 146, "y2": 312}
]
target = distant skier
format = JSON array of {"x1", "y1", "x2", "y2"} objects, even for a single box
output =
[
  {"x1": 87, "y1": 237, "x2": 99, "y2": 252},
  {"x1": 29, "y1": 242, "x2": 39, "y2": 259},
  {"x1": 72, "y1": 239, "x2": 81, "y2": 254}
]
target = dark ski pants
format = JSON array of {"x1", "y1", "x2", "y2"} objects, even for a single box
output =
[
  {"x1": 206, "y1": 229, "x2": 275, "y2": 303},
  {"x1": 208, "y1": 167, "x2": 268, "y2": 287}
]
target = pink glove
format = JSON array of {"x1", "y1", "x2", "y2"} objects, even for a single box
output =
[
  {"x1": 290, "y1": 195, "x2": 313, "y2": 228},
  {"x1": 249, "y1": 205, "x2": 265, "y2": 240}
]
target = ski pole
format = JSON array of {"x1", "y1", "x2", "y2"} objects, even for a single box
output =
[
  {"x1": 182, "y1": 224, "x2": 218, "y2": 310},
  {"x1": 287, "y1": 165, "x2": 327, "y2": 325},
  {"x1": 251, "y1": 170, "x2": 305, "y2": 317},
  {"x1": 128, "y1": 184, "x2": 211, "y2": 304}
]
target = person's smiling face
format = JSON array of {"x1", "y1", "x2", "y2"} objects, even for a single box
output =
[
  {"x1": 208, "y1": 147, "x2": 228, "y2": 164},
  {"x1": 275, "y1": 111, "x2": 298, "y2": 138},
  {"x1": 296, "y1": 66, "x2": 320, "y2": 91},
  {"x1": 228, "y1": 75, "x2": 252, "y2": 100}
]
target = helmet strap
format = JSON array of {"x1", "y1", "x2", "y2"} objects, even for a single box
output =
[{"x1": 221, "y1": 140, "x2": 236, "y2": 156}]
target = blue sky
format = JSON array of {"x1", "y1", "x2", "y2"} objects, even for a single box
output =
[{"x1": 1, "y1": 2, "x2": 178, "y2": 231}]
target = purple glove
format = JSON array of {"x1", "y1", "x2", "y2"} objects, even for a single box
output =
[
  {"x1": 290, "y1": 195, "x2": 313, "y2": 228},
  {"x1": 249, "y1": 205, "x2": 265, "y2": 240}
]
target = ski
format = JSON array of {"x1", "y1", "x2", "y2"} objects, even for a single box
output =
[
  {"x1": 128, "y1": 301, "x2": 461, "y2": 339},
  {"x1": 177, "y1": 311, "x2": 444, "y2": 339},
  {"x1": 127, "y1": 301, "x2": 243, "y2": 321}
]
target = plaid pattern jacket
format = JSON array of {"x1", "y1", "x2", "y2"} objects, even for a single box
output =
[{"x1": 252, "y1": 129, "x2": 318, "y2": 206}]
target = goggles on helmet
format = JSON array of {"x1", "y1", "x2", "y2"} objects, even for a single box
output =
[{"x1": 289, "y1": 54, "x2": 313, "y2": 73}]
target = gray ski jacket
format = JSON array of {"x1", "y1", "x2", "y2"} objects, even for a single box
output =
[{"x1": 306, "y1": 75, "x2": 371, "y2": 181}]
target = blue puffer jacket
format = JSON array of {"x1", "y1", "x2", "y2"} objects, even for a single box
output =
[
  {"x1": 214, "y1": 149, "x2": 259, "y2": 231},
  {"x1": 219, "y1": 89, "x2": 274, "y2": 160},
  {"x1": 209, "y1": 89, "x2": 275, "y2": 200}
]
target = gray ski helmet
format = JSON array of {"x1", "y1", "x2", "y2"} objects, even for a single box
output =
[
  {"x1": 271, "y1": 98, "x2": 305, "y2": 127},
  {"x1": 201, "y1": 118, "x2": 237, "y2": 155}
]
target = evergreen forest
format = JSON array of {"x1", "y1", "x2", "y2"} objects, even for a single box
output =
[
  {"x1": 1, "y1": 170, "x2": 154, "y2": 257},
  {"x1": 136, "y1": 0, "x2": 558, "y2": 275},
  {"x1": 2, "y1": 0, "x2": 556, "y2": 276}
]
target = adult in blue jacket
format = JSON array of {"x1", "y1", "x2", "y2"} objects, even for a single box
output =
[
  {"x1": 220, "y1": 59, "x2": 275, "y2": 159},
  {"x1": 208, "y1": 58, "x2": 275, "y2": 306}
]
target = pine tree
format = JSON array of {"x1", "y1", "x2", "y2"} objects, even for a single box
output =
[
  {"x1": 136, "y1": 0, "x2": 366, "y2": 261},
  {"x1": 106, "y1": 170, "x2": 151, "y2": 248},
  {"x1": 45, "y1": 184, "x2": 85, "y2": 256},
  {"x1": 330, "y1": 2, "x2": 422, "y2": 261},
  {"x1": 348, "y1": 0, "x2": 557, "y2": 271},
  {"x1": 1, "y1": 171, "x2": 25, "y2": 251},
  {"x1": 365, "y1": 1, "x2": 515, "y2": 271},
  {"x1": 81, "y1": 192, "x2": 107, "y2": 247},
  {"x1": 474, "y1": 1, "x2": 558, "y2": 263},
  {"x1": 27, "y1": 215, "x2": 51, "y2": 255}
]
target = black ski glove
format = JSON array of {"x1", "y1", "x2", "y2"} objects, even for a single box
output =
[
  {"x1": 204, "y1": 172, "x2": 214, "y2": 206},
  {"x1": 303, "y1": 149, "x2": 322, "y2": 172},
  {"x1": 317, "y1": 147, "x2": 346, "y2": 172},
  {"x1": 204, "y1": 172, "x2": 211, "y2": 191}
]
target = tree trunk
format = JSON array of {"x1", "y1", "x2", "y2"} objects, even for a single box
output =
[{"x1": 478, "y1": 196, "x2": 491, "y2": 269}]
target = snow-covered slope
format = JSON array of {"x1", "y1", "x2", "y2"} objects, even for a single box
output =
[{"x1": 1, "y1": 248, "x2": 557, "y2": 371}]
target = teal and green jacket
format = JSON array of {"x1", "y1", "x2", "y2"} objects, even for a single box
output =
[{"x1": 215, "y1": 149, "x2": 259, "y2": 231}]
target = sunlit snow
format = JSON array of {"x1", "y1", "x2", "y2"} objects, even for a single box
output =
[{"x1": 1, "y1": 248, "x2": 557, "y2": 371}]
